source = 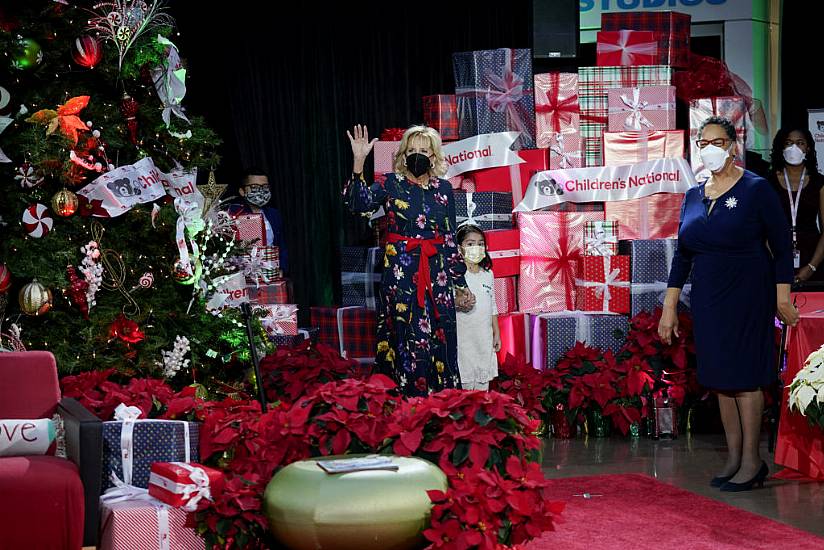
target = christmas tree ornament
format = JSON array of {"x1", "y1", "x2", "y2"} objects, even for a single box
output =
[
  {"x1": 160, "y1": 335, "x2": 191, "y2": 377},
  {"x1": 0, "y1": 263, "x2": 11, "y2": 293},
  {"x1": 121, "y1": 93, "x2": 139, "y2": 145},
  {"x1": 87, "y1": 1, "x2": 173, "y2": 71},
  {"x1": 138, "y1": 272, "x2": 154, "y2": 289},
  {"x1": 14, "y1": 162, "x2": 44, "y2": 188},
  {"x1": 71, "y1": 35, "x2": 103, "y2": 69},
  {"x1": 51, "y1": 189, "x2": 79, "y2": 217},
  {"x1": 65, "y1": 265, "x2": 90, "y2": 320},
  {"x1": 79, "y1": 241, "x2": 103, "y2": 308},
  {"x1": 26, "y1": 95, "x2": 90, "y2": 146},
  {"x1": 172, "y1": 258, "x2": 195, "y2": 285},
  {"x1": 18, "y1": 279, "x2": 52, "y2": 316},
  {"x1": 108, "y1": 313, "x2": 145, "y2": 344},
  {"x1": 22, "y1": 203, "x2": 54, "y2": 238},
  {"x1": 11, "y1": 38, "x2": 43, "y2": 71}
]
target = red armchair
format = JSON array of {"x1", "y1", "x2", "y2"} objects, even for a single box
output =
[{"x1": 0, "y1": 351, "x2": 102, "y2": 549}]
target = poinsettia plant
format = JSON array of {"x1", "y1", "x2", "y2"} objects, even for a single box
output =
[
  {"x1": 490, "y1": 355, "x2": 548, "y2": 420},
  {"x1": 788, "y1": 342, "x2": 824, "y2": 430}
]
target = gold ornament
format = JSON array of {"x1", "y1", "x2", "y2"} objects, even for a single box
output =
[
  {"x1": 18, "y1": 279, "x2": 53, "y2": 316},
  {"x1": 201, "y1": 170, "x2": 227, "y2": 213},
  {"x1": 51, "y1": 189, "x2": 79, "y2": 217}
]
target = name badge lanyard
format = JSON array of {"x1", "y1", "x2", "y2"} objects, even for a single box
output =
[{"x1": 784, "y1": 167, "x2": 807, "y2": 268}]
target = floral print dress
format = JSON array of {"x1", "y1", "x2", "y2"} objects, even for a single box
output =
[{"x1": 344, "y1": 172, "x2": 467, "y2": 396}]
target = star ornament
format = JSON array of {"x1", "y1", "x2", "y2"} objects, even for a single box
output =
[{"x1": 725, "y1": 196, "x2": 738, "y2": 210}]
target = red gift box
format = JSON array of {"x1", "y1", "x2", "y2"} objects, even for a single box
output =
[
  {"x1": 497, "y1": 311, "x2": 528, "y2": 365},
  {"x1": 231, "y1": 213, "x2": 267, "y2": 245},
  {"x1": 548, "y1": 130, "x2": 583, "y2": 170},
  {"x1": 486, "y1": 229, "x2": 520, "y2": 279},
  {"x1": 471, "y1": 149, "x2": 549, "y2": 207},
  {"x1": 251, "y1": 279, "x2": 292, "y2": 304},
  {"x1": 604, "y1": 193, "x2": 683, "y2": 240},
  {"x1": 258, "y1": 304, "x2": 298, "y2": 336},
  {"x1": 603, "y1": 130, "x2": 685, "y2": 166},
  {"x1": 597, "y1": 30, "x2": 659, "y2": 67},
  {"x1": 423, "y1": 95, "x2": 459, "y2": 141},
  {"x1": 494, "y1": 276, "x2": 517, "y2": 314},
  {"x1": 99, "y1": 499, "x2": 204, "y2": 550},
  {"x1": 534, "y1": 73, "x2": 579, "y2": 149},
  {"x1": 148, "y1": 462, "x2": 225, "y2": 512},
  {"x1": 601, "y1": 11, "x2": 691, "y2": 68},
  {"x1": 607, "y1": 85, "x2": 676, "y2": 132},
  {"x1": 311, "y1": 306, "x2": 377, "y2": 362},
  {"x1": 575, "y1": 255, "x2": 630, "y2": 314},
  {"x1": 519, "y1": 211, "x2": 604, "y2": 314}
]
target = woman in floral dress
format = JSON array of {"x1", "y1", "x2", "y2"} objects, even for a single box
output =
[{"x1": 344, "y1": 124, "x2": 474, "y2": 396}]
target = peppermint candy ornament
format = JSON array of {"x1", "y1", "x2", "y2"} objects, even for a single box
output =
[
  {"x1": 14, "y1": 163, "x2": 43, "y2": 188},
  {"x1": 22, "y1": 203, "x2": 53, "y2": 238},
  {"x1": 138, "y1": 272, "x2": 154, "y2": 289}
]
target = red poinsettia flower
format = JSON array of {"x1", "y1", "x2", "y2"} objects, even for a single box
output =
[
  {"x1": 603, "y1": 402, "x2": 642, "y2": 435},
  {"x1": 108, "y1": 314, "x2": 145, "y2": 344},
  {"x1": 621, "y1": 356, "x2": 656, "y2": 397}
]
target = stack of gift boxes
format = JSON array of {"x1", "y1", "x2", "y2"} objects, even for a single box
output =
[
  {"x1": 97, "y1": 406, "x2": 223, "y2": 549},
  {"x1": 329, "y1": 10, "x2": 742, "y2": 369}
]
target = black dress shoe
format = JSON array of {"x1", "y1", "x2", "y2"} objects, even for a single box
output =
[
  {"x1": 710, "y1": 474, "x2": 734, "y2": 487},
  {"x1": 720, "y1": 462, "x2": 769, "y2": 492}
]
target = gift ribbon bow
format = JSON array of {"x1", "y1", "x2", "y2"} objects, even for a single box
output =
[
  {"x1": 598, "y1": 30, "x2": 658, "y2": 66},
  {"x1": 149, "y1": 462, "x2": 213, "y2": 512},
  {"x1": 243, "y1": 247, "x2": 278, "y2": 288},
  {"x1": 535, "y1": 73, "x2": 579, "y2": 133},
  {"x1": 619, "y1": 88, "x2": 654, "y2": 131},
  {"x1": 174, "y1": 197, "x2": 204, "y2": 279},
  {"x1": 550, "y1": 132, "x2": 581, "y2": 169},
  {"x1": 114, "y1": 403, "x2": 144, "y2": 486},
  {"x1": 521, "y1": 220, "x2": 580, "y2": 311},
  {"x1": 584, "y1": 226, "x2": 618, "y2": 256},
  {"x1": 380, "y1": 128, "x2": 405, "y2": 141}
]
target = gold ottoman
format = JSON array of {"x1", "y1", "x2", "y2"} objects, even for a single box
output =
[{"x1": 264, "y1": 455, "x2": 447, "y2": 550}]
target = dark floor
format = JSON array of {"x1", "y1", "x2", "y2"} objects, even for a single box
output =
[{"x1": 541, "y1": 433, "x2": 824, "y2": 537}]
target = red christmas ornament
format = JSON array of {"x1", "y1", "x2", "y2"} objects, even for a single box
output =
[
  {"x1": 65, "y1": 265, "x2": 89, "y2": 320},
  {"x1": 0, "y1": 263, "x2": 11, "y2": 294},
  {"x1": 121, "y1": 93, "x2": 139, "y2": 145},
  {"x1": 108, "y1": 314, "x2": 145, "y2": 344},
  {"x1": 72, "y1": 36, "x2": 102, "y2": 69}
]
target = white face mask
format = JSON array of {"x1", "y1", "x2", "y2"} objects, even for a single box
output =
[
  {"x1": 699, "y1": 143, "x2": 732, "y2": 173},
  {"x1": 783, "y1": 144, "x2": 806, "y2": 166},
  {"x1": 462, "y1": 245, "x2": 485, "y2": 265}
]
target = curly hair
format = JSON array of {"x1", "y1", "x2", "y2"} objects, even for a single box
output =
[
  {"x1": 698, "y1": 116, "x2": 737, "y2": 142},
  {"x1": 455, "y1": 224, "x2": 493, "y2": 271},
  {"x1": 769, "y1": 127, "x2": 819, "y2": 174},
  {"x1": 392, "y1": 125, "x2": 448, "y2": 178}
]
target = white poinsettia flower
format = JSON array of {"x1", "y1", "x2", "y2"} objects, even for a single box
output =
[
  {"x1": 791, "y1": 385, "x2": 817, "y2": 413},
  {"x1": 805, "y1": 347, "x2": 824, "y2": 368}
]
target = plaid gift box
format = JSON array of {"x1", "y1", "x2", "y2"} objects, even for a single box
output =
[
  {"x1": 101, "y1": 420, "x2": 199, "y2": 492},
  {"x1": 603, "y1": 130, "x2": 685, "y2": 165},
  {"x1": 99, "y1": 498, "x2": 204, "y2": 550},
  {"x1": 341, "y1": 246, "x2": 383, "y2": 310},
  {"x1": 470, "y1": 148, "x2": 549, "y2": 208},
  {"x1": 374, "y1": 141, "x2": 401, "y2": 174},
  {"x1": 486, "y1": 229, "x2": 520, "y2": 278},
  {"x1": 270, "y1": 327, "x2": 320, "y2": 347},
  {"x1": 148, "y1": 462, "x2": 225, "y2": 511},
  {"x1": 494, "y1": 276, "x2": 518, "y2": 314},
  {"x1": 518, "y1": 210, "x2": 604, "y2": 314},
  {"x1": 251, "y1": 278, "x2": 292, "y2": 305},
  {"x1": 602, "y1": 11, "x2": 691, "y2": 68},
  {"x1": 423, "y1": 95, "x2": 459, "y2": 141},
  {"x1": 242, "y1": 245, "x2": 280, "y2": 285},
  {"x1": 454, "y1": 191, "x2": 514, "y2": 230},
  {"x1": 578, "y1": 65, "x2": 673, "y2": 166},
  {"x1": 453, "y1": 47, "x2": 536, "y2": 149},
  {"x1": 604, "y1": 193, "x2": 683, "y2": 241},
  {"x1": 619, "y1": 239, "x2": 691, "y2": 317},
  {"x1": 311, "y1": 306, "x2": 377, "y2": 362},
  {"x1": 689, "y1": 96, "x2": 747, "y2": 181},
  {"x1": 548, "y1": 130, "x2": 583, "y2": 170},
  {"x1": 596, "y1": 30, "x2": 659, "y2": 67},
  {"x1": 534, "y1": 73, "x2": 579, "y2": 149},
  {"x1": 584, "y1": 220, "x2": 619, "y2": 256},
  {"x1": 531, "y1": 311, "x2": 630, "y2": 370},
  {"x1": 231, "y1": 213, "x2": 266, "y2": 245},
  {"x1": 575, "y1": 255, "x2": 631, "y2": 314},
  {"x1": 258, "y1": 304, "x2": 298, "y2": 336},
  {"x1": 607, "y1": 85, "x2": 676, "y2": 132}
]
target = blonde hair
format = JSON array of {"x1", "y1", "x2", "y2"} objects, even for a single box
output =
[{"x1": 392, "y1": 125, "x2": 448, "y2": 178}]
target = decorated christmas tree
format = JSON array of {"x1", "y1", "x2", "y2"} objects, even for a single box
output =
[{"x1": 0, "y1": 1, "x2": 264, "y2": 388}]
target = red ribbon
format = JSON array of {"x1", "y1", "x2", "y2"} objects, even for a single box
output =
[
  {"x1": 387, "y1": 233, "x2": 445, "y2": 319},
  {"x1": 520, "y1": 219, "x2": 579, "y2": 310},
  {"x1": 535, "y1": 73, "x2": 579, "y2": 133},
  {"x1": 380, "y1": 128, "x2": 405, "y2": 141}
]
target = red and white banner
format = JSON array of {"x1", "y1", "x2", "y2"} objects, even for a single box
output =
[
  {"x1": 77, "y1": 157, "x2": 202, "y2": 217},
  {"x1": 514, "y1": 157, "x2": 697, "y2": 212},
  {"x1": 443, "y1": 132, "x2": 524, "y2": 179}
]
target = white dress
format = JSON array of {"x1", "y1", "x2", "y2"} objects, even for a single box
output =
[{"x1": 457, "y1": 268, "x2": 498, "y2": 390}]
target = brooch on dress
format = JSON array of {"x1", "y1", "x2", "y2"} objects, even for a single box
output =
[{"x1": 725, "y1": 197, "x2": 738, "y2": 210}]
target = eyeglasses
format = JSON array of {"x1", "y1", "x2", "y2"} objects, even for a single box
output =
[{"x1": 695, "y1": 138, "x2": 731, "y2": 149}]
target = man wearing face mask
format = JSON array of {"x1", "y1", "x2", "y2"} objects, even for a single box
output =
[
  {"x1": 767, "y1": 128, "x2": 824, "y2": 282},
  {"x1": 660, "y1": 116, "x2": 799, "y2": 492},
  {"x1": 227, "y1": 168, "x2": 288, "y2": 277}
]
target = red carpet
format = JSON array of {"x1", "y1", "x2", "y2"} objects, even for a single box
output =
[{"x1": 527, "y1": 474, "x2": 824, "y2": 550}]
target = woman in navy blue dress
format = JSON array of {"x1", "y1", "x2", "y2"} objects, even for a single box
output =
[
  {"x1": 344, "y1": 125, "x2": 475, "y2": 396},
  {"x1": 660, "y1": 117, "x2": 799, "y2": 491}
]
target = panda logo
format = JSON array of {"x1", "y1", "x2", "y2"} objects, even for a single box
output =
[
  {"x1": 106, "y1": 177, "x2": 142, "y2": 198},
  {"x1": 537, "y1": 177, "x2": 564, "y2": 196}
]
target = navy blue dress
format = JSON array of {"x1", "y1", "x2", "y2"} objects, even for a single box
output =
[{"x1": 668, "y1": 170, "x2": 794, "y2": 391}]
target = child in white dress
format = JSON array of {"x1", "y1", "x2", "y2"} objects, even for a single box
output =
[{"x1": 455, "y1": 224, "x2": 501, "y2": 390}]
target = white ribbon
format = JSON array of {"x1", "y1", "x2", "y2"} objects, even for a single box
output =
[
  {"x1": 174, "y1": 198, "x2": 204, "y2": 278},
  {"x1": 457, "y1": 192, "x2": 511, "y2": 227},
  {"x1": 618, "y1": 88, "x2": 653, "y2": 131},
  {"x1": 550, "y1": 132, "x2": 581, "y2": 169},
  {"x1": 598, "y1": 30, "x2": 658, "y2": 65},
  {"x1": 630, "y1": 281, "x2": 692, "y2": 309},
  {"x1": 156, "y1": 505, "x2": 171, "y2": 550},
  {"x1": 576, "y1": 257, "x2": 630, "y2": 312},
  {"x1": 100, "y1": 478, "x2": 171, "y2": 550},
  {"x1": 584, "y1": 231, "x2": 618, "y2": 257},
  {"x1": 149, "y1": 462, "x2": 213, "y2": 512}
]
